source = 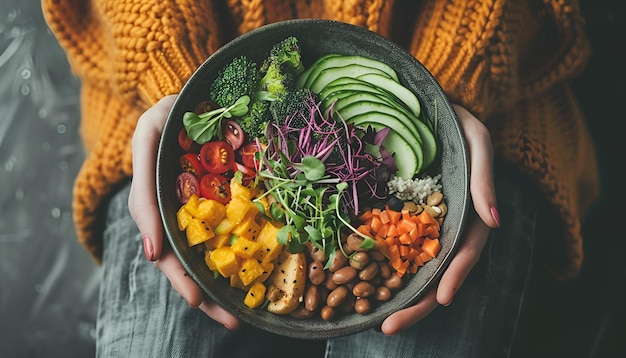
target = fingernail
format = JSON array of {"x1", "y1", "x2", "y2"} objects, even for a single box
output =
[
  {"x1": 142, "y1": 235, "x2": 155, "y2": 261},
  {"x1": 443, "y1": 297, "x2": 454, "y2": 307},
  {"x1": 490, "y1": 206, "x2": 501, "y2": 228}
]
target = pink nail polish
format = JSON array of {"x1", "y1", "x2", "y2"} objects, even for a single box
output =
[
  {"x1": 143, "y1": 235, "x2": 155, "y2": 261},
  {"x1": 490, "y1": 207, "x2": 501, "y2": 228}
]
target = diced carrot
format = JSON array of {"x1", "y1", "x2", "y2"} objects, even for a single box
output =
[
  {"x1": 399, "y1": 244, "x2": 411, "y2": 258},
  {"x1": 419, "y1": 251, "x2": 433, "y2": 263},
  {"x1": 371, "y1": 207, "x2": 382, "y2": 217},
  {"x1": 422, "y1": 238, "x2": 441, "y2": 258},
  {"x1": 387, "y1": 209, "x2": 402, "y2": 225},
  {"x1": 397, "y1": 218, "x2": 416, "y2": 235},
  {"x1": 414, "y1": 254, "x2": 425, "y2": 267},
  {"x1": 358, "y1": 210, "x2": 373, "y2": 222},
  {"x1": 388, "y1": 244, "x2": 400, "y2": 261},
  {"x1": 401, "y1": 209, "x2": 412, "y2": 221},
  {"x1": 416, "y1": 210, "x2": 438, "y2": 226},
  {"x1": 379, "y1": 210, "x2": 390, "y2": 224},
  {"x1": 406, "y1": 247, "x2": 420, "y2": 261},
  {"x1": 384, "y1": 235, "x2": 397, "y2": 247},
  {"x1": 369, "y1": 216, "x2": 383, "y2": 234},
  {"x1": 357, "y1": 224, "x2": 371, "y2": 236},
  {"x1": 386, "y1": 224, "x2": 399, "y2": 238},
  {"x1": 408, "y1": 262, "x2": 419, "y2": 274},
  {"x1": 398, "y1": 233, "x2": 413, "y2": 245},
  {"x1": 376, "y1": 223, "x2": 390, "y2": 238}
]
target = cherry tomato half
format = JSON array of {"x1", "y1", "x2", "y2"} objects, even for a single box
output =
[
  {"x1": 239, "y1": 142, "x2": 262, "y2": 171},
  {"x1": 178, "y1": 128, "x2": 200, "y2": 153},
  {"x1": 175, "y1": 172, "x2": 200, "y2": 204},
  {"x1": 179, "y1": 153, "x2": 206, "y2": 177},
  {"x1": 200, "y1": 173, "x2": 231, "y2": 205},
  {"x1": 200, "y1": 141, "x2": 235, "y2": 174},
  {"x1": 222, "y1": 120, "x2": 245, "y2": 150}
]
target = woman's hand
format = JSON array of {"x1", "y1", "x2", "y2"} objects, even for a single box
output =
[
  {"x1": 380, "y1": 104, "x2": 500, "y2": 335},
  {"x1": 128, "y1": 95, "x2": 240, "y2": 330}
]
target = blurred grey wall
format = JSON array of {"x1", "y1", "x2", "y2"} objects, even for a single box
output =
[{"x1": 0, "y1": 1, "x2": 98, "y2": 357}]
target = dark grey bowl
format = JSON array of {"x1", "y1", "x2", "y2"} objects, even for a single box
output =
[{"x1": 157, "y1": 19, "x2": 469, "y2": 339}]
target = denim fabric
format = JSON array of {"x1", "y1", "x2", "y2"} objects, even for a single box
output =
[{"x1": 98, "y1": 162, "x2": 537, "y2": 358}]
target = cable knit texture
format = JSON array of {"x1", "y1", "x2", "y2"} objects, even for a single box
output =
[{"x1": 42, "y1": 0, "x2": 598, "y2": 279}]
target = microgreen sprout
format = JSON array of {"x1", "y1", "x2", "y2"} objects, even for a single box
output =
[{"x1": 183, "y1": 95, "x2": 250, "y2": 144}]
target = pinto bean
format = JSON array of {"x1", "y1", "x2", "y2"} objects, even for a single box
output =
[
  {"x1": 350, "y1": 252, "x2": 370, "y2": 270},
  {"x1": 308, "y1": 260, "x2": 326, "y2": 285},
  {"x1": 320, "y1": 305, "x2": 336, "y2": 321},
  {"x1": 290, "y1": 306, "x2": 315, "y2": 319},
  {"x1": 375, "y1": 286, "x2": 392, "y2": 301},
  {"x1": 352, "y1": 281, "x2": 376, "y2": 298},
  {"x1": 358, "y1": 262, "x2": 379, "y2": 281},
  {"x1": 378, "y1": 262, "x2": 392, "y2": 279},
  {"x1": 328, "y1": 250, "x2": 348, "y2": 272},
  {"x1": 327, "y1": 286, "x2": 349, "y2": 307},
  {"x1": 384, "y1": 273, "x2": 403, "y2": 290},
  {"x1": 354, "y1": 298, "x2": 372, "y2": 314},
  {"x1": 332, "y1": 266, "x2": 357, "y2": 285},
  {"x1": 304, "y1": 285, "x2": 320, "y2": 311}
]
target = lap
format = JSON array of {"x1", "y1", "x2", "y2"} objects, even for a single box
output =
[{"x1": 98, "y1": 161, "x2": 538, "y2": 358}]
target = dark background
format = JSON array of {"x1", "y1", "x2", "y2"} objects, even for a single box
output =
[{"x1": 0, "y1": 0, "x2": 623, "y2": 357}]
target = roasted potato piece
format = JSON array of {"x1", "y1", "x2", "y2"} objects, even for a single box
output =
[{"x1": 265, "y1": 250, "x2": 306, "y2": 314}]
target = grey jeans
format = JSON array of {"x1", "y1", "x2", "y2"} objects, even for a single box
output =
[{"x1": 98, "y1": 162, "x2": 537, "y2": 357}]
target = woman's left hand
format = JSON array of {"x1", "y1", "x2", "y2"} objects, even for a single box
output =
[{"x1": 380, "y1": 104, "x2": 500, "y2": 335}]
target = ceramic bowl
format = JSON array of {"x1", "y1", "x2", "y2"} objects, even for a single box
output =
[{"x1": 156, "y1": 19, "x2": 469, "y2": 339}]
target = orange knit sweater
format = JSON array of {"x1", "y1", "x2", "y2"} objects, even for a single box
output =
[{"x1": 43, "y1": 0, "x2": 598, "y2": 279}]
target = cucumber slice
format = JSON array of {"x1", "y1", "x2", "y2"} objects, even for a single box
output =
[
  {"x1": 308, "y1": 64, "x2": 391, "y2": 94},
  {"x1": 346, "y1": 112, "x2": 424, "y2": 176},
  {"x1": 357, "y1": 121, "x2": 420, "y2": 179},
  {"x1": 334, "y1": 100, "x2": 422, "y2": 144},
  {"x1": 301, "y1": 55, "x2": 399, "y2": 90},
  {"x1": 357, "y1": 73, "x2": 421, "y2": 117},
  {"x1": 296, "y1": 54, "x2": 341, "y2": 88}
]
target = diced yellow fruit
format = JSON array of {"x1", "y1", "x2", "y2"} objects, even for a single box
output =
[
  {"x1": 238, "y1": 258, "x2": 265, "y2": 287},
  {"x1": 244, "y1": 282, "x2": 267, "y2": 309},
  {"x1": 186, "y1": 218, "x2": 215, "y2": 246},
  {"x1": 214, "y1": 218, "x2": 236, "y2": 235},
  {"x1": 229, "y1": 273, "x2": 245, "y2": 290},
  {"x1": 209, "y1": 247, "x2": 240, "y2": 278},
  {"x1": 226, "y1": 196, "x2": 259, "y2": 224},
  {"x1": 253, "y1": 261, "x2": 274, "y2": 284},
  {"x1": 230, "y1": 217, "x2": 262, "y2": 241},
  {"x1": 230, "y1": 179, "x2": 254, "y2": 200},
  {"x1": 256, "y1": 195, "x2": 270, "y2": 215},
  {"x1": 195, "y1": 199, "x2": 226, "y2": 226},
  {"x1": 231, "y1": 237, "x2": 262, "y2": 259},
  {"x1": 204, "y1": 250, "x2": 216, "y2": 271},
  {"x1": 176, "y1": 206, "x2": 194, "y2": 231},
  {"x1": 204, "y1": 233, "x2": 232, "y2": 251},
  {"x1": 183, "y1": 194, "x2": 201, "y2": 217},
  {"x1": 254, "y1": 222, "x2": 284, "y2": 262}
]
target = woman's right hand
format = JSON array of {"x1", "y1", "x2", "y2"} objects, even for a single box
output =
[{"x1": 128, "y1": 95, "x2": 240, "y2": 330}]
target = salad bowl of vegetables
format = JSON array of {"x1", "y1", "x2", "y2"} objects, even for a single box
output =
[{"x1": 157, "y1": 19, "x2": 469, "y2": 339}]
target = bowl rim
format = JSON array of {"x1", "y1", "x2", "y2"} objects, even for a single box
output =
[{"x1": 157, "y1": 18, "x2": 470, "y2": 339}]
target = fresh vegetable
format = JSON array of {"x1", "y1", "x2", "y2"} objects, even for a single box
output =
[
  {"x1": 199, "y1": 173, "x2": 231, "y2": 205},
  {"x1": 222, "y1": 119, "x2": 245, "y2": 150},
  {"x1": 265, "y1": 250, "x2": 306, "y2": 314},
  {"x1": 183, "y1": 96, "x2": 250, "y2": 144},
  {"x1": 178, "y1": 153, "x2": 206, "y2": 177},
  {"x1": 175, "y1": 172, "x2": 200, "y2": 204},
  {"x1": 199, "y1": 141, "x2": 235, "y2": 175}
]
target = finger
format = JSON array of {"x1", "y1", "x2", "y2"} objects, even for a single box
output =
[
  {"x1": 380, "y1": 288, "x2": 438, "y2": 335},
  {"x1": 198, "y1": 301, "x2": 241, "y2": 330},
  {"x1": 435, "y1": 212, "x2": 490, "y2": 306},
  {"x1": 453, "y1": 104, "x2": 500, "y2": 229},
  {"x1": 128, "y1": 95, "x2": 178, "y2": 260}
]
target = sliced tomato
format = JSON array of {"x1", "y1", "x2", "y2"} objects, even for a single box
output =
[
  {"x1": 200, "y1": 173, "x2": 231, "y2": 205},
  {"x1": 175, "y1": 172, "x2": 200, "y2": 204},
  {"x1": 178, "y1": 153, "x2": 206, "y2": 177},
  {"x1": 200, "y1": 141, "x2": 235, "y2": 174},
  {"x1": 178, "y1": 128, "x2": 200, "y2": 153},
  {"x1": 222, "y1": 120, "x2": 245, "y2": 150},
  {"x1": 239, "y1": 142, "x2": 261, "y2": 171}
]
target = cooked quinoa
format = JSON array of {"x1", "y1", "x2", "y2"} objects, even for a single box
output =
[{"x1": 387, "y1": 174, "x2": 442, "y2": 204}]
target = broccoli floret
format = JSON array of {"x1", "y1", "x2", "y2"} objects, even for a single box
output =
[
  {"x1": 257, "y1": 62, "x2": 293, "y2": 102},
  {"x1": 238, "y1": 100, "x2": 271, "y2": 141},
  {"x1": 210, "y1": 56, "x2": 260, "y2": 108},
  {"x1": 269, "y1": 88, "x2": 318, "y2": 128},
  {"x1": 261, "y1": 36, "x2": 305, "y2": 75}
]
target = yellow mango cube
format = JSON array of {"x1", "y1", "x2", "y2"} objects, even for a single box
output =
[
  {"x1": 254, "y1": 222, "x2": 284, "y2": 262},
  {"x1": 214, "y1": 218, "x2": 236, "y2": 235},
  {"x1": 183, "y1": 194, "x2": 201, "y2": 217},
  {"x1": 244, "y1": 282, "x2": 267, "y2": 309},
  {"x1": 231, "y1": 237, "x2": 262, "y2": 259},
  {"x1": 230, "y1": 179, "x2": 254, "y2": 200},
  {"x1": 209, "y1": 247, "x2": 240, "y2": 278},
  {"x1": 230, "y1": 217, "x2": 262, "y2": 241},
  {"x1": 176, "y1": 206, "x2": 194, "y2": 231},
  {"x1": 204, "y1": 233, "x2": 232, "y2": 251},
  {"x1": 204, "y1": 250, "x2": 216, "y2": 271},
  {"x1": 226, "y1": 196, "x2": 259, "y2": 224},
  {"x1": 195, "y1": 199, "x2": 226, "y2": 227},
  {"x1": 186, "y1": 217, "x2": 215, "y2": 246},
  {"x1": 238, "y1": 258, "x2": 265, "y2": 286}
]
